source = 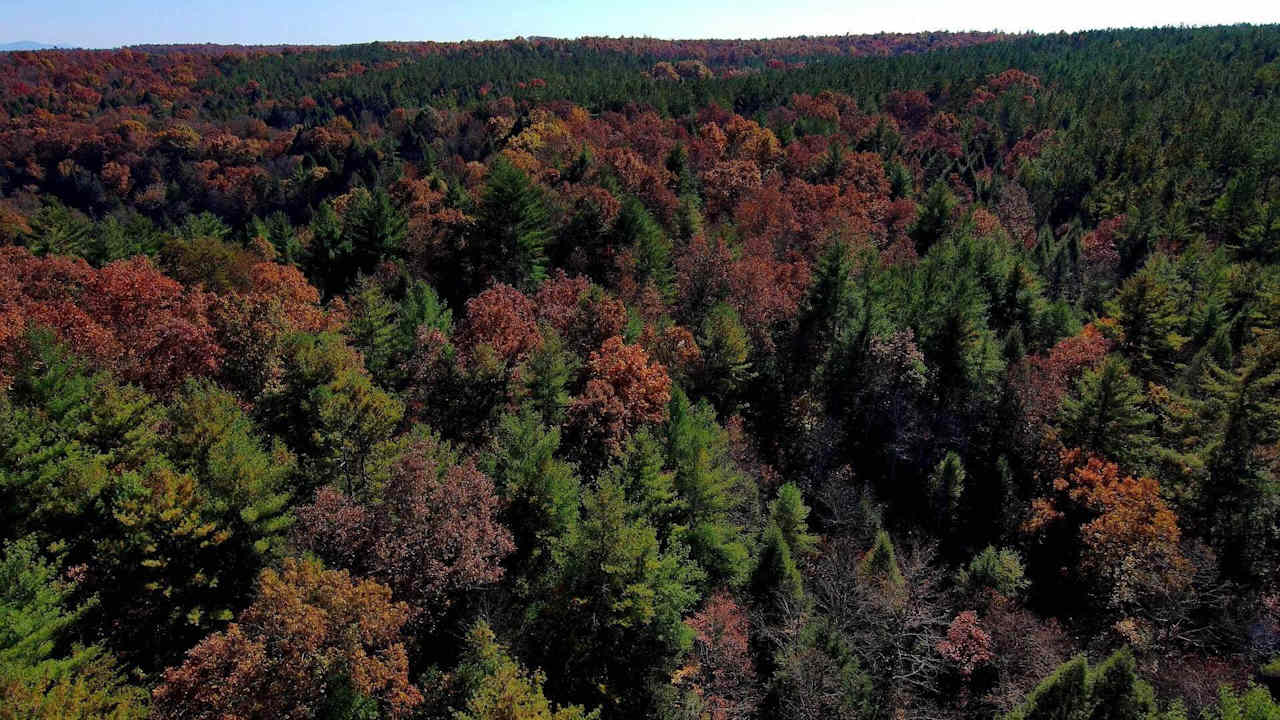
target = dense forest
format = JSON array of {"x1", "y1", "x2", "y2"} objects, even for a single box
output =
[{"x1": 2, "y1": 24, "x2": 1280, "y2": 719}]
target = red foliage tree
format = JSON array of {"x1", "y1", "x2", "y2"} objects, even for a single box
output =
[
  {"x1": 884, "y1": 89, "x2": 932, "y2": 130},
  {"x1": 0, "y1": 248, "x2": 222, "y2": 393},
  {"x1": 571, "y1": 336, "x2": 672, "y2": 446},
  {"x1": 1026, "y1": 448, "x2": 1191, "y2": 617},
  {"x1": 152, "y1": 558, "x2": 422, "y2": 720},
  {"x1": 1008, "y1": 323, "x2": 1112, "y2": 431},
  {"x1": 534, "y1": 271, "x2": 628, "y2": 355},
  {"x1": 210, "y1": 260, "x2": 339, "y2": 396},
  {"x1": 293, "y1": 433, "x2": 513, "y2": 622},
  {"x1": 1081, "y1": 215, "x2": 1127, "y2": 274},
  {"x1": 675, "y1": 592, "x2": 761, "y2": 720},
  {"x1": 937, "y1": 610, "x2": 994, "y2": 677},
  {"x1": 460, "y1": 282, "x2": 542, "y2": 364}
]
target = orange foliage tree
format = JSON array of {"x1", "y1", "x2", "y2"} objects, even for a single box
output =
[
  {"x1": 571, "y1": 336, "x2": 672, "y2": 447},
  {"x1": 152, "y1": 558, "x2": 422, "y2": 720},
  {"x1": 1027, "y1": 448, "x2": 1190, "y2": 619}
]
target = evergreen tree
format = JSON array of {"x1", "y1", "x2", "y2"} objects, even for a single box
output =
[
  {"x1": 344, "y1": 188, "x2": 408, "y2": 277},
  {"x1": 485, "y1": 411, "x2": 581, "y2": 577},
  {"x1": 600, "y1": 430, "x2": 679, "y2": 528},
  {"x1": 751, "y1": 522, "x2": 806, "y2": 613},
  {"x1": 957, "y1": 545, "x2": 1029, "y2": 598},
  {"x1": 534, "y1": 477, "x2": 702, "y2": 712},
  {"x1": 859, "y1": 530, "x2": 905, "y2": 590},
  {"x1": 305, "y1": 200, "x2": 349, "y2": 296},
  {"x1": 166, "y1": 379, "x2": 295, "y2": 561},
  {"x1": 1201, "y1": 685, "x2": 1280, "y2": 720},
  {"x1": 0, "y1": 537, "x2": 147, "y2": 719},
  {"x1": 697, "y1": 303, "x2": 754, "y2": 409},
  {"x1": 911, "y1": 181, "x2": 958, "y2": 254},
  {"x1": 1197, "y1": 334, "x2": 1280, "y2": 582},
  {"x1": 517, "y1": 331, "x2": 580, "y2": 427},
  {"x1": 397, "y1": 278, "x2": 453, "y2": 350},
  {"x1": 613, "y1": 198, "x2": 675, "y2": 302},
  {"x1": 1003, "y1": 649, "x2": 1159, "y2": 720},
  {"x1": 469, "y1": 158, "x2": 552, "y2": 293},
  {"x1": 1086, "y1": 648, "x2": 1157, "y2": 720},
  {"x1": 346, "y1": 276, "x2": 401, "y2": 383},
  {"x1": 23, "y1": 201, "x2": 93, "y2": 258},
  {"x1": 1058, "y1": 356, "x2": 1156, "y2": 470},
  {"x1": 1004, "y1": 655, "x2": 1089, "y2": 720},
  {"x1": 666, "y1": 390, "x2": 753, "y2": 587},
  {"x1": 254, "y1": 332, "x2": 404, "y2": 495},
  {"x1": 928, "y1": 451, "x2": 966, "y2": 533},
  {"x1": 769, "y1": 483, "x2": 819, "y2": 560},
  {"x1": 771, "y1": 617, "x2": 875, "y2": 720},
  {"x1": 453, "y1": 621, "x2": 599, "y2": 720},
  {"x1": 1108, "y1": 257, "x2": 1188, "y2": 380}
]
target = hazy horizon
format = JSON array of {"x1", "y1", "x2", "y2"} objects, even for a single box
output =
[{"x1": 3, "y1": 0, "x2": 1276, "y2": 50}]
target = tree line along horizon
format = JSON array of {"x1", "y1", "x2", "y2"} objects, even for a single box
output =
[{"x1": 1, "y1": 22, "x2": 1280, "y2": 720}]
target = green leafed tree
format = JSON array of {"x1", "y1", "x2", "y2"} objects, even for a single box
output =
[
  {"x1": 468, "y1": 158, "x2": 552, "y2": 293},
  {"x1": 751, "y1": 522, "x2": 805, "y2": 615},
  {"x1": 613, "y1": 197, "x2": 675, "y2": 302},
  {"x1": 1057, "y1": 356, "x2": 1156, "y2": 471},
  {"x1": 452, "y1": 621, "x2": 599, "y2": 720},
  {"x1": 665, "y1": 390, "x2": 754, "y2": 587},
  {"x1": 769, "y1": 482, "x2": 819, "y2": 560},
  {"x1": 1003, "y1": 649, "x2": 1159, "y2": 720},
  {"x1": 0, "y1": 537, "x2": 147, "y2": 719},
  {"x1": 531, "y1": 477, "x2": 702, "y2": 712}
]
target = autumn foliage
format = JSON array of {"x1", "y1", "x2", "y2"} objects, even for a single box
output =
[
  {"x1": 0, "y1": 247, "x2": 222, "y2": 393},
  {"x1": 571, "y1": 336, "x2": 672, "y2": 446},
  {"x1": 3, "y1": 25, "x2": 1280, "y2": 720},
  {"x1": 151, "y1": 558, "x2": 422, "y2": 719}
]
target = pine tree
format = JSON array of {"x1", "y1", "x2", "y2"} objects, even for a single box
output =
[
  {"x1": 535, "y1": 477, "x2": 702, "y2": 712},
  {"x1": 346, "y1": 276, "x2": 401, "y2": 383},
  {"x1": 1107, "y1": 257, "x2": 1187, "y2": 381},
  {"x1": 254, "y1": 332, "x2": 404, "y2": 495},
  {"x1": 1058, "y1": 356, "x2": 1155, "y2": 470},
  {"x1": 517, "y1": 331, "x2": 580, "y2": 427},
  {"x1": 769, "y1": 483, "x2": 819, "y2": 559},
  {"x1": 1003, "y1": 649, "x2": 1158, "y2": 720},
  {"x1": 666, "y1": 390, "x2": 753, "y2": 586},
  {"x1": 1201, "y1": 684, "x2": 1280, "y2": 720},
  {"x1": 1086, "y1": 648, "x2": 1157, "y2": 720},
  {"x1": 751, "y1": 522, "x2": 805, "y2": 613},
  {"x1": 453, "y1": 621, "x2": 599, "y2": 720},
  {"x1": 771, "y1": 616, "x2": 875, "y2": 720},
  {"x1": 470, "y1": 158, "x2": 552, "y2": 293},
  {"x1": 911, "y1": 181, "x2": 958, "y2": 254},
  {"x1": 859, "y1": 530, "x2": 905, "y2": 590},
  {"x1": 23, "y1": 201, "x2": 93, "y2": 258},
  {"x1": 166, "y1": 380, "x2": 295, "y2": 560},
  {"x1": 340, "y1": 188, "x2": 408, "y2": 289},
  {"x1": 1004, "y1": 655, "x2": 1088, "y2": 720},
  {"x1": 958, "y1": 546, "x2": 1029, "y2": 598},
  {"x1": 928, "y1": 451, "x2": 966, "y2": 533},
  {"x1": 485, "y1": 411, "x2": 581, "y2": 575},
  {"x1": 305, "y1": 200, "x2": 349, "y2": 296},
  {"x1": 613, "y1": 197, "x2": 675, "y2": 302},
  {"x1": 1197, "y1": 333, "x2": 1280, "y2": 582},
  {"x1": 397, "y1": 278, "x2": 452, "y2": 351},
  {"x1": 0, "y1": 537, "x2": 147, "y2": 719},
  {"x1": 697, "y1": 303, "x2": 754, "y2": 408},
  {"x1": 600, "y1": 430, "x2": 678, "y2": 527}
]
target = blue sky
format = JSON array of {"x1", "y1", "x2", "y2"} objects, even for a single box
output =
[{"x1": 2, "y1": 0, "x2": 1277, "y2": 48}]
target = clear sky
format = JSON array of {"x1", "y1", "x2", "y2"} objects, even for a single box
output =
[{"x1": 2, "y1": 0, "x2": 1277, "y2": 49}]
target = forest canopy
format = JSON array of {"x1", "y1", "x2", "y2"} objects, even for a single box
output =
[{"x1": 2, "y1": 23, "x2": 1280, "y2": 720}]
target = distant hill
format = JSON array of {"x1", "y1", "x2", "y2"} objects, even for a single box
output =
[{"x1": 1, "y1": 41, "x2": 57, "y2": 52}]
